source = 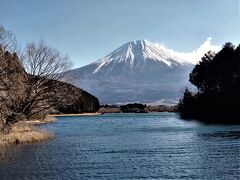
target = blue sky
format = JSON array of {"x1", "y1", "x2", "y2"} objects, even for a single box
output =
[{"x1": 0, "y1": 0, "x2": 239, "y2": 67}]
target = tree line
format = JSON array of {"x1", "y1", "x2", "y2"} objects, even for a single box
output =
[
  {"x1": 178, "y1": 42, "x2": 240, "y2": 124},
  {"x1": 0, "y1": 26, "x2": 72, "y2": 133}
]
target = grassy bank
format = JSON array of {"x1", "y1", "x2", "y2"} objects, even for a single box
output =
[
  {"x1": 0, "y1": 119, "x2": 55, "y2": 146},
  {"x1": 25, "y1": 116, "x2": 57, "y2": 125},
  {"x1": 47, "y1": 112, "x2": 102, "y2": 117}
]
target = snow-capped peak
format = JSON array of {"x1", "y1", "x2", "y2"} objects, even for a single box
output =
[
  {"x1": 93, "y1": 39, "x2": 192, "y2": 74},
  {"x1": 68, "y1": 38, "x2": 220, "y2": 104}
]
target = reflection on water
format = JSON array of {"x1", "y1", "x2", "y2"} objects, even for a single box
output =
[
  {"x1": 0, "y1": 113, "x2": 239, "y2": 179},
  {"x1": 198, "y1": 131, "x2": 240, "y2": 140}
]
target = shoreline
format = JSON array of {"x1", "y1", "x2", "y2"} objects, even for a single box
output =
[
  {"x1": 0, "y1": 117, "x2": 56, "y2": 146},
  {"x1": 25, "y1": 116, "x2": 57, "y2": 125},
  {"x1": 0, "y1": 122, "x2": 53, "y2": 146},
  {"x1": 47, "y1": 112, "x2": 102, "y2": 117}
]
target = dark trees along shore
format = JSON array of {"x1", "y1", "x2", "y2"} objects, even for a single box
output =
[{"x1": 178, "y1": 43, "x2": 240, "y2": 124}]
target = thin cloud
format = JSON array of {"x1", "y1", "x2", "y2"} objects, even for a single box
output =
[{"x1": 157, "y1": 37, "x2": 221, "y2": 64}]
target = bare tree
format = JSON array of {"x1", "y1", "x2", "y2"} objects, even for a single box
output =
[
  {"x1": 0, "y1": 48, "x2": 29, "y2": 132},
  {"x1": 0, "y1": 26, "x2": 17, "y2": 52},
  {"x1": 20, "y1": 41, "x2": 72, "y2": 119},
  {"x1": 23, "y1": 41, "x2": 71, "y2": 81},
  {"x1": 0, "y1": 27, "x2": 72, "y2": 133}
]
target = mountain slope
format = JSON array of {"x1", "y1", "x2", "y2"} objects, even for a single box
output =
[
  {"x1": 69, "y1": 40, "x2": 195, "y2": 104},
  {"x1": 0, "y1": 49, "x2": 99, "y2": 114},
  {"x1": 53, "y1": 81, "x2": 99, "y2": 114}
]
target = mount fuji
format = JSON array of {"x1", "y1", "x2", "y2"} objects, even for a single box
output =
[{"x1": 67, "y1": 39, "x2": 218, "y2": 104}]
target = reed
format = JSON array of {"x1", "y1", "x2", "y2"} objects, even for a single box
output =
[{"x1": 0, "y1": 122, "x2": 53, "y2": 146}]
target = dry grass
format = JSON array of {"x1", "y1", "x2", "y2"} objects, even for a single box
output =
[
  {"x1": 47, "y1": 112, "x2": 102, "y2": 117},
  {"x1": 25, "y1": 116, "x2": 57, "y2": 125},
  {"x1": 0, "y1": 122, "x2": 53, "y2": 146}
]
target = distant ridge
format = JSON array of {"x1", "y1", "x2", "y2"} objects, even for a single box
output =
[{"x1": 68, "y1": 39, "x2": 218, "y2": 104}]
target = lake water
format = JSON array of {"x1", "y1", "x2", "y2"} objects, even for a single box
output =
[{"x1": 0, "y1": 113, "x2": 239, "y2": 179}]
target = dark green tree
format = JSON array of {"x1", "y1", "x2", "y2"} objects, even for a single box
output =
[{"x1": 178, "y1": 42, "x2": 240, "y2": 123}]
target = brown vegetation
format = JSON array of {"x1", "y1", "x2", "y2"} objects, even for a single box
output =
[
  {"x1": 0, "y1": 25, "x2": 99, "y2": 134},
  {"x1": 0, "y1": 122, "x2": 53, "y2": 146},
  {"x1": 25, "y1": 116, "x2": 56, "y2": 125},
  {"x1": 47, "y1": 113, "x2": 101, "y2": 117},
  {"x1": 52, "y1": 81, "x2": 99, "y2": 114},
  {"x1": 0, "y1": 26, "x2": 72, "y2": 132}
]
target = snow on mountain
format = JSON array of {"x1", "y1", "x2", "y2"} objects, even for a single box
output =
[
  {"x1": 93, "y1": 39, "x2": 191, "y2": 72},
  {"x1": 68, "y1": 39, "x2": 218, "y2": 104}
]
